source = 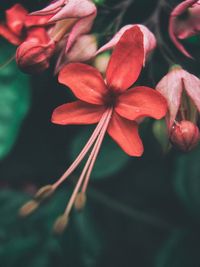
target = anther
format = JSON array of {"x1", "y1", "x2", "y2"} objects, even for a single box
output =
[
  {"x1": 34, "y1": 185, "x2": 54, "y2": 201},
  {"x1": 19, "y1": 200, "x2": 39, "y2": 217},
  {"x1": 53, "y1": 214, "x2": 69, "y2": 234},
  {"x1": 74, "y1": 192, "x2": 87, "y2": 211}
]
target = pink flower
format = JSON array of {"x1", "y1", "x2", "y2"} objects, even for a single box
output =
[
  {"x1": 169, "y1": 0, "x2": 200, "y2": 58},
  {"x1": 156, "y1": 65, "x2": 200, "y2": 151}
]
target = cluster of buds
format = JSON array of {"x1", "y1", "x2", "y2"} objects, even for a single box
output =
[
  {"x1": 0, "y1": 1, "x2": 97, "y2": 73},
  {"x1": 156, "y1": 65, "x2": 200, "y2": 151},
  {"x1": 0, "y1": 1, "x2": 158, "y2": 74}
]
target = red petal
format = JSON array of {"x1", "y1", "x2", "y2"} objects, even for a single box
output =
[
  {"x1": 6, "y1": 4, "x2": 28, "y2": 36},
  {"x1": 107, "y1": 112, "x2": 143, "y2": 156},
  {"x1": 0, "y1": 24, "x2": 22, "y2": 45},
  {"x1": 51, "y1": 101, "x2": 106, "y2": 125},
  {"x1": 25, "y1": 14, "x2": 53, "y2": 28},
  {"x1": 115, "y1": 86, "x2": 167, "y2": 120},
  {"x1": 106, "y1": 26, "x2": 144, "y2": 92},
  {"x1": 58, "y1": 63, "x2": 107, "y2": 105}
]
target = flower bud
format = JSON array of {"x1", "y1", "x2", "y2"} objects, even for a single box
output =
[
  {"x1": 170, "y1": 120, "x2": 200, "y2": 151},
  {"x1": 16, "y1": 40, "x2": 55, "y2": 74},
  {"x1": 94, "y1": 52, "x2": 110, "y2": 74}
]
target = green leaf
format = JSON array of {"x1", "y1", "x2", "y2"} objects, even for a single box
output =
[
  {"x1": 70, "y1": 126, "x2": 129, "y2": 180},
  {"x1": 92, "y1": 0, "x2": 105, "y2": 6},
  {"x1": 0, "y1": 42, "x2": 30, "y2": 159}
]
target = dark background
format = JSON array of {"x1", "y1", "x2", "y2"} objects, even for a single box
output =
[{"x1": 0, "y1": 0, "x2": 200, "y2": 266}]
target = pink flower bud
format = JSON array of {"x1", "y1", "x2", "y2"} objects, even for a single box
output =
[
  {"x1": 170, "y1": 120, "x2": 199, "y2": 151},
  {"x1": 16, "y1": 28, "x2": 55, "y2": 74}
]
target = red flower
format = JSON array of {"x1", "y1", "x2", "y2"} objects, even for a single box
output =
[
  {"x1": 19, "y1": 27, "x2": 167, "y2": 231},
  {"x1": 52, "y1": 26, "x2": 167, "y2": 156}
]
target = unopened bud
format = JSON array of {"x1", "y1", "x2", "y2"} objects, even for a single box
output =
[
  {"x1": 53, "y1": 215, "x2": 69, "y2": 234},
  {"x1": 19, "y1": 200, "x2": 39, "y2": 217},
  {"x1": 74, "y1": 193, "x2": 86, "y2": 211},
  {"x1": 34, "y1": 185, "x2": 54, "y2": 201},
  {"x1": 170, "y1": 120, "x2": 200, "y2": 151},
  {"x1": 16, "y1": 29, "x2": 55, "y2": 74},
  {"x1": 94, "y1": 52, "x2": 110, "y2": 74}
]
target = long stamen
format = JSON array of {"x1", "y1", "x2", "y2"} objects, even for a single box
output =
[
  {"x1": 52, "y1": 109, "x2": 110, "y2": 190},
  {"x1": 81, "y1": 111, "x2": 112, "y2": 194},
  {"x1": 62, "y1": 108, "x2": 113, "y2": 218}
]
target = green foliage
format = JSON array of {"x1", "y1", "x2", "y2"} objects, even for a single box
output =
[
  {"x1": 0, "y1": 189, "x2": 104, "y2": 267},
  {"x1": 0, "y1": 42, "x2": 30, "y2": 159},
  {"x1": 92, "y1": 0, "x2": 105, "y2": 6},
  {"x1": 174, "y1": 145, "x2": 200, "y2": 217},
  {"x1": 70, "y1": 127, "x2": 129, "y2": 179},
  {"x1": 152, "y1": 119, "x2": 169, "y2": 153}
]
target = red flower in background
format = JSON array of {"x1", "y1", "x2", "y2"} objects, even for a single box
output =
[
  {"x1": 0, "y1": 4, "x2": 55, "y2": 73},
  {"x1": 0, "y1": 1, "x2": 97, "y2": 74},
  {"x1": 0, "y1": 4, "x2": 51, "y2": 45}
]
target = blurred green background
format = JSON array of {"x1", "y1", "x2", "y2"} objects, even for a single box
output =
[{"x1": 1, "y1": 0, "x2": 200, "y2": 266}]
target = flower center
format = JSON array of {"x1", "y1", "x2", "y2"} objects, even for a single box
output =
[{"x1": 104, "y1": 90, "x2": 119, "y2": 107}]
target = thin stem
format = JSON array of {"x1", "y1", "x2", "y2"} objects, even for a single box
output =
[
  {"x1": 0, "y1": 54, "x2": 15, "y2": 69},
  {"x1": 52, "y1": 110, "x2": 109, "y2": 190}
]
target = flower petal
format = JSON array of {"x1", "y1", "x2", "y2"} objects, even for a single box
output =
[
  {"x1": 107, "y1": 112, "x2": 144, "y2": 156},
  {"x1": 55, "y1": 34, "x2": 97, "y2": 74},
  {"x1": 106, "y1": 26, "x2": 144, "y2": 92},
  {"x1": 0, "y1": 24, "x2": 22, "y2": 45},
  {"x1": 65, "y1": 11, "x2": 97, "y2": 53},
  {"x1": 6, "y1": 4, "x2": 28, "y2": 36},
  {"x1": 168, "y1": 0, "x2": 198, "y2": 58},
  {"x1": 182, "y1": 70, "x2": 200, "y2": 112},
  {"x1": 96, "y1": 24, "x2": 156, "y2": 65},
  {"x1": 31, "y1": 0, "x2": 65, "y2": 16},
  {"x1": 156, "y1": 68, "x2": 184, "y2": 128},
  {"x1": 51, "y1": 101, "x2": 106, "y2": 125},
  {"x1": 58, "y1": 63, "x2": 107, "y2": 105},
  {"x1": 25, "y1": 14, "x2": 53, "y2": 28},
  {"x1": 48, "y1": 0, "x2": 96, "y2": 22},
  {"x1": 115, "y1": 86, "x2": 167, "y2": 121}
]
